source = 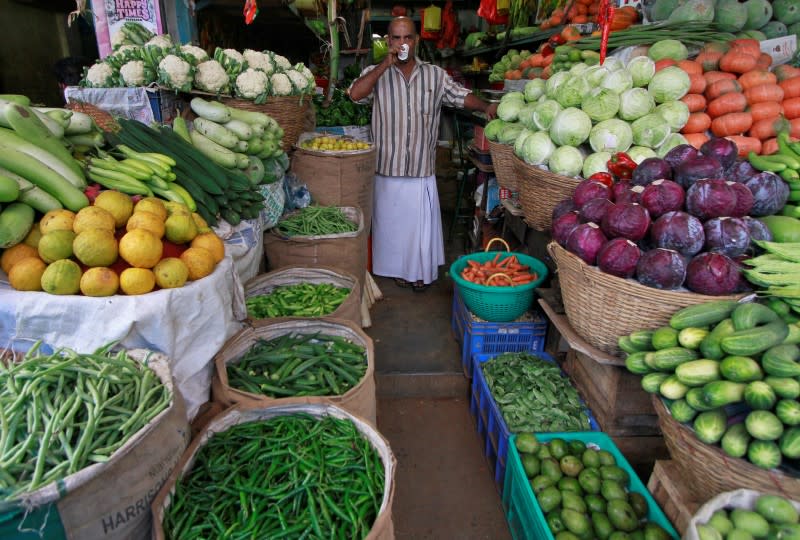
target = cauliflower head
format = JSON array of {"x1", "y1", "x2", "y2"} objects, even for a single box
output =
[
  {"x1": 195, "y1": 60, "x2": 230, "y2": 94},
  {"x1": 271, "y1": 53, "x2": 292, "y2": 71},
  {"x1": 180, "y1": 44, "x2": 209, "y2": 64},
  {"x1": 286, "y1": 69, "x2": 312, "y2": 95},
  {"x1": 145, "y1": 34, "x2": 175, "y2": 50},
  {"x1": 214, "y1": 47, "x2": 247, "y2": 79},
  {"x1": 243, "y1": 49, "x2": 274, "y2": 74},
  {"x1": 119, "y1": 60, "x2": 153, "y2": 87},
  {"x1": 158, "y1": 54, "x2": 195, "y2": 92},
  {"x1": 105, "y1": 44, "x2": 141, "y2": 69},
  {"x1": 235, "y1": 68, "x2": 270, "y2": 103},
  {"x1": 81, "y1": 62, "x2": 118, "y2": 88},
  {"x1": 269, "y1": 72, "x2": 293, "y2": 96}
]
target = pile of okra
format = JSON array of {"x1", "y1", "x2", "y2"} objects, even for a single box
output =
[
  {"x1": 227, "y1": 332, "x2": 367, "y2": 397},
  {"x1": 163, "y1": 414, "x2": 384, "y2": 539},
  {"x1": 246, "y1": 283, "x2": 351, "y2": 319}
]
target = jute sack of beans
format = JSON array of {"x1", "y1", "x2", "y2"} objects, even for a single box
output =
[
  {"x1": 152, "y1": 403, "x2": 396, "y2": 539},
  {"x1": 244, "y1": 265, "x2": 362, "y2": 327},
  {"x1": 0, "y1": 347, "x2": 189, "y2": 540},
  {"x1": 210, "y1": 317, "x2": 376, "y2": 425},
  {"x1": 263, "y1": 206, "x2": 367, "y2": 282}
]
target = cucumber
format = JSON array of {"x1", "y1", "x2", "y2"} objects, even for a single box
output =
[
  {"x1": 721, "y1": 423, "x2": 751, "y2": 458},
  {"x1": 625, "y1": 351, "x2": 651, "y2": 374},
  {"x1": 701, "y1": 380, "x2": 747, "y2": 408},
  {"x1": 670, "y1": 300, "x2": 739, "y2": 330},
  {"x1": 669, "y1": 398, "x2": 698, "y2": 423},
  {"x1": 646, "y1": 347, "x2": 699, "y2": 371},
  {"x1": 642, "y1": 372, "x2": 670, "y2": 394},
  {"x1": 700, "y1": 318, "x2": 737, "y2": 360},
  {"x1": 678, "y1": 327, "x2": 709, "y2": 350},
  {"x1": 784, "y1": 323, "x2": 800, "y2": 345},
  {"x1": 719, "y1": 356, "x2": 763, "y2": 382},
  {"x1": 189, "y1": 130, "x2": 237, "y2": 169},
  {"x1": 732, "y1": 302, "x2": 781, "y2": 330},
  {"x1": 193, "y1": 117, "x2": 239, "y2": 149},
  {"x1": 766, "y1": 376, "x2": 800, "y2": 399},
  {"x1": 190, "y1": 97, "x2": 232, "y2": 123},
  {"x1": 0, "y1": 172, "x2": 20, "y2": 202},
  {"x1": 223, "y1": 119, "x2": 254, "y2": 141},
  {"x1": 761, "y1": 344, "x2": 800, "y2": 377},
  {"x1": 0, "y1": 202, "x2": 34, "y2": 248},
  {"x1": 686, "y1": 387, "x2": 717, "y2": 411},
  {"x1": 628, "y1": 330, "x2": 655, "y2": 350},
  {"x1": 744, "y1": 381, "x2": 777, "y2": 410},
  {"x1": 660, "y1": 375, "x2": 689, "y2": 400},
  {"x1": 675, "y1": 359, "x2": 721, "y2": 387},
  {"x1": 652, "y1": 326, "x2": 680, "y2": 350},
  {"x1": 721, "y1": 321, "x2": 791, "y2": 357}
]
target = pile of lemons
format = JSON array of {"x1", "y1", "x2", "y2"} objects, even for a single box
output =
[
  {"x1": 1, "y1": 191, "x2": 226, "y2": 297},
  {"x1": 301, "y1": 135, "x2": 371, "y2": 152}
]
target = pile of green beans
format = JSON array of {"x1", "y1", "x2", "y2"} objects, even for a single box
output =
[
  {"x1": 227, "y1": 333, "x2": 367, "y2": 397},
  {"x1": 482, "y1": 352, "x2": 591, "y2": 433},
  {"x1": 276, "y1": 206, "x2": 358, "y2": 237},
  {"x1": 0, "y1": 343, "x2": 171, "y2": 500},
  {"x1": 163, "y1": 414, "x2": 385, "y2": 539},
  {"x1": 246, "y1": 283, "x2": 351, "y2": 319}
]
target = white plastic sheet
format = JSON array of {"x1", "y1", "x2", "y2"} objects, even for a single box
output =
[
  {"x1": 64, "y1": 86, "x2": 156, "y2": 124},
  {"x1": 214, "y1": 218, "x2": 264, "y2": 284},
  {"x1": 0, "y1": 257, "x2": 247, "y2": 420}
]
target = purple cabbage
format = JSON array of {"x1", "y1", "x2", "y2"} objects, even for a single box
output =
[
  {"x1": 674, "y1": 155, "x2": 724, "y2": 189},
  {"x1": 597, "y1": 238, "x2": 642, "y2": 279},
  {"x1": 636, "y1": 248, "x2": 688, "y2": 290},
  {"x1": 579, "y1": 198, "x2": 614, "y2": 224},
  {"x1": 553, "y1": 211, "x2": 581, "y2": 247},
  {"x1": 744, "y1": 172, "x2": 791, "y2": 217},
  {"x1": 727, "y1": 181, "x2": 755, "y2": 217},
  {"x1": 573, "y1": 180, "x2": 612, "y2": 208},
  {"x1": 632, "y1": 157, "x2": 673, "y2": 187},
  {"x1": 686, "y1": 179, "x2": 738, "y2": 221},
  {"x1": 685, "y1": 252, "x2": 741, "y2": 296},
  {"x1": 700, "y1": 137, "x2": 738, "y2": 170},
  {"x1": 664, "y1": 144, "x2": 700, "y2": 170},
  {"x1": 601, "y1": 202, "x2": 651, "y2": 241},
  {"x1": 640, "y1": 179, "x2": 686, "y2": 218},
  {"x1": 552, "y1": 198, "x2": 578, "y2": 222},
  {"x1": 703, "y1": 217, "x2": 751, "y2": 258},
  {"x1": 566, "y1": 222, "x2": 608, "y2": 265},
  {"x1": 650, "y1": 211, "x2": 706, "y2": 256},
  {"x1": 725, "y1": 160, "x2": 759, "y2": 183}
]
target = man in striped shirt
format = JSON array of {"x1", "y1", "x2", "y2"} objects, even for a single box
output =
[{"x1": 349, "y1": 16, "x2": 498, "y2": 292}]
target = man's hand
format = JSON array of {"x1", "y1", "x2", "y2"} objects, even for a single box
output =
[{"x1": 485, "y1": 102, "x2": 498, "y2": 120}]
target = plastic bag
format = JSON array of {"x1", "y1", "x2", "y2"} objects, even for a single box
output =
[
  {"x1": 477, "y1": 0, "x2": 509, "y2": 26},
  {"x1": 282, "y1": 172, "x2": 312, "y2": 211}
]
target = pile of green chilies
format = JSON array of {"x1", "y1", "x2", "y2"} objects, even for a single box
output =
[
  {"x1": 572, "y1": 22, "x2": 736, "y2": 50},
  {"x1": 276, "y1": 206, "x2": 358, "y2": 237},
  {"x1": 0, "y1": 343, "x2": 171, "y2": 500},
  {"x1": 163, "y1": 414, "x2": 384, "y2": 539},
  {"x1": 246, "y1": 283, "x2": 351, "y2": 319},
  {"x1": 227, "y1": 333, "x2": 367, "y2": 397}
]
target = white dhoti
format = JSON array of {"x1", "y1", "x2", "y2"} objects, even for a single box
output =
[{"x1": 372, "y1": 174, "x2": 445, "y2": 285}]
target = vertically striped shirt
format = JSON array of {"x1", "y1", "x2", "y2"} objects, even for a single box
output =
[{"x1": 351, "y1": 60, "x2": 471, "y2": 177}]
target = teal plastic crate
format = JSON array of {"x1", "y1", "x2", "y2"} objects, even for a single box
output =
[{"x1": 503, "y1": 432, "x2": 679, "y2": 540}]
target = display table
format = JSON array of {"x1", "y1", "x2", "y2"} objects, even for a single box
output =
[{"x1": 0, "y1": 257, "x2": 247, "y2": 420}]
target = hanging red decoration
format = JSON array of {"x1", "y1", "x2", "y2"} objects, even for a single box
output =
[
  {"x1": 244, "y1": 0, "x2": 259, "y2": 24},
  {"x1": 596, "y1": 0, "x2": 614, "y2": 65}
]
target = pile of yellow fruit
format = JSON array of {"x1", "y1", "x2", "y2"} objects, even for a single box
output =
[
  {"x1": 1, "y1": 191, "x2": 226, "y2": 296},
  {"x1": 300, "y1": 135, "x2": 371, "y2": 152}
]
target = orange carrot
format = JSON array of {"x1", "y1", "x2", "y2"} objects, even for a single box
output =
[
  {"x1": 719, "y1": 51, "x2": 759, "y2": 74},
  {"x1": 783, "y1": 97, "x2": 800, "y2": 120},
  {"x1": 744, "y1": 83, "x2": 785, "y2": 105},
  {"x1": 780, "y1": 77, "x2": 800, "y2": 100},
  {"x1": 725, "y1": 135, "x2": 762, "y2": 157},
  {"x1": 774, "y1": 65, "x2": 800, "y2": 82},
  {"x1": 748, "y1": 115, "x2": 789, "y2": 141},
  {"x1": 704, "y1": 71, "x2": 738, "y2": 86},
  {"x1": 749, "y1": 101, "x2": 783, "y2": 123},
  {"x1": 706, "y1": 78, "x2": 743, "y2": 101},
  {"x1": 738, "y1": 70, "x2": 777, "y2": 90},
  {"x1": 681, "y1": 93, "x2": 707, "y2": 113},
  {"x1": 707, "y1": 92, "x2": 748, "y2": 118},
  {"x1": 685, "y1": 132, "x2": 710, "y2": 149},
  {"x1": 761, "y1": 138, "x2": 780, "y2": 155},
  {"x1": 711, "y1": 111, "x2": 753, "y2": 137},
  {"x1": 729, "y1": 39, "x2": 761, "y2": 58},
  {"x1": 756, "y1": 52, "x2": 773, "y2": 71},
  {"x1": 678, "y1": 60, "x2": 703, "y2": 76},
  {"x1": 790, "y1": 118, "x2": 800, "y2": 138},
  {"x1": 655, "y1": 58, "x2": 677, "y2": 72},
  {"x1": 695, "y1": 51, "x2": 722, "y2": 72},
  {"x1": 681, "y1": 112, "x2": 712, "y2": 134},
  {"x1": 688, "y1": 73, "x2": 707, "y2": 95}
]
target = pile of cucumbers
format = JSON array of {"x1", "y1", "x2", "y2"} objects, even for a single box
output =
[{"x1": 621, "y1": 300, "x2": 800, "y2": 470}]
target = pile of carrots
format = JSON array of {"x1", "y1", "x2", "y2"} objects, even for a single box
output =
[
  {"x1": 539, "y1": 0, "x2": 637, "y2": 29},
  {"x1": 672, "y1": 38, "x2": 800, "y2": 156},
  {"x1": 461, "y1": 254, "x2": 538, "y2": 286}
]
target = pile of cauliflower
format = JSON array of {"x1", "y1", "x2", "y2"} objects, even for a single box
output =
[{"x1": 79, "y1": 34, "x2": 316, "y2": 101}]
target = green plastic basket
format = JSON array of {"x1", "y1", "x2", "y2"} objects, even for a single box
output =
[{"x1": 449, "y1": 244, "x2": 548, "y2": 323}]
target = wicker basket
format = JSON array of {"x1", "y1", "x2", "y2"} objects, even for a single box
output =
[
  {"x1": 652, "y1": 396, "x2": 800, "y2": 501},
  {"x1": 488, "y1": 140, "x2": 517, "y2": 192},
  {"x1": 548, "y1": 242, "x2": 744, "y2": 356},
  {"x1": 220, "y1": 95, "x2": 314, "y2": 151},
  {"x1": 512, "y1": 154, "x2": 581, "y2": 231}
]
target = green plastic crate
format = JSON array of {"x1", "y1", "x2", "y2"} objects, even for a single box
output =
[{"x1": 503, "y1": 432, "x2": 679, "y2": 540}]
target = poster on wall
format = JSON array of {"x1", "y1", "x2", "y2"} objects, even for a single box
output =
[{"x1": 91, "y1": 0, "x2": 165, "y2": 58}]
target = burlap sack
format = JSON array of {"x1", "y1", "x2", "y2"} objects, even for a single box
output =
[
  {"x1": 211, "y1": 317, "x2": 376, "y2": 425},
  {"x1": 0, "y1": 349, "x2": 189, "y2": 540},
  {"x1": 152, "y1": 403, "x2": 396, "y2": 539},
  {"x1": 685, "y1": 489, "x2": 800, "y2": 540},
  {"x1": 264, "y1": 206, "x2": 367, "y2": 281},
  {"x1": 291, "y1": 145, "x2": 377, "y2": 231},
  {"x1": 244, "y1": 265, "x2": 362, "y2": 327}
]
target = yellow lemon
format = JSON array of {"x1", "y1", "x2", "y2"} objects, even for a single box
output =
[
  {"x1": 126, "y1": 210, "x2": 165, "y2": 238},
  {"x1": 180, "y1": 247, "x2": 216, "y2": 281},
  {"x1": 190, "y1": 232, "x2": 225, "y2": 264},
  {"x1": 38, "y1": 230, "x2": 76, "y2": 263},
  {"x1": 134, "y1": 197, "x2": 168, "y2": 221},
  {"x1": 8, "y1": 257, "x2": 46, "y2": 291},
  {"x1": 94, "y1": 190, "x2": 134, "y2": 228},
  {"x1": 1, "y1": 243, "x2": 39, "y2": 274},
  {"x1": 191, "y1": 212, "x2": 211, "y2": 233},
  {"x1": 163, "y1": 201, "x2": 191, "y2": 217},
  {"x1": 23, "y1": 224, "x2": 42, "y2": 248},
  {"x1": 80, "y1": 267, "x2": 119, "y2": 297},
  {"x1": 73, "y1": 229, "x2": 119, "y2": 267},
  {"x1": 72, "y1": 206, "x2": 116, "y2": 234},
  {"x1": 39, "y1": 209, "x2": 76, "y2": 235},
  {"x1": 119, "y1": 267, "x2": 156, "y2": 295},
  {"x1": 40, "y1": 259, "x2": 82, "y2": 295},
  {"x1": 118, "y1": 229, "x2": 163, "y2": 269},
  {"x1": 164, "y1": 213, "x2": 198, "y2": 244},
  {"x1": 153, "y1": 257, "x2": 189, "y2": 288}
]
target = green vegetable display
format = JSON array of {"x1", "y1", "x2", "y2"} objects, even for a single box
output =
[
  {"x1": 162, "y1": 414, "x2": 384, "y2": 539},
  {"x1": 481, "y1": 352, "x2": 591, "y2": 432},
  {"x1": 246, "y1": 283, "x2": 351, "y2": 319},
  {"x1": 0, "y1": 342, "x2": 171, "y2": 500},
  {"x1": 226, "y1": 333, "x2": 367, "y2": 397},
  {"x1": 313, "y1": 88, "x2": 371, "y2": 127},
  {"x1": 276, "y1": 206, "x2": 358, "y2": 237}
]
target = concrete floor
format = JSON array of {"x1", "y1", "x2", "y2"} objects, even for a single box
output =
[{"x1": 366, "y1": 265, "x2": 513, "y2": 539}]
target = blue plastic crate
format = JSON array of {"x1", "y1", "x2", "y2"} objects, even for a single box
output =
[
  {"x1": 503, "y1": 432, "x2": 680, "y2": 540},
  {"x1": 469, "y1": 351, "x2": 599, "y2": 494},
  {"x1": 451, "y1": 290, "x2": 547, "y2": 379}
]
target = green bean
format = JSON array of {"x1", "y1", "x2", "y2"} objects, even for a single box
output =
[
  {"x1": 276, "y1": 205, "x2": 358, "y2": 237},
  {"x1": 246, "y1": 282, "x2": 352, "y2": 319}
]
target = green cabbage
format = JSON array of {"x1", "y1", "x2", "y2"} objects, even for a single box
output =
[
  {"x1": 548, "y1": 145, "x2": 584, "y2": 177},
  {"x1": 555, "y1": 75, "x2": 591, "y2": 108},
  {"x1": 627, "y1": 145, "x2": 658, "y2": 163},
  {"x1": 648, "y1": 66, "x2": 691, "y2": 103},
  {"x1": 533, "y1": 99, "x2": 562, "y2": 131},
  {"x1": 581, "y1": 88, "x2": 620, "y2": 122},
  {"x1": 549, "y1": 107, "x2": 592, "y2": 147},
  {"x1": 627, "y1": 56, "x2": 656, "y2": 87},
  {"x1": 497, "y1": 99, "x2": 524, "y2": 122},
  {"x1": 484, "y1": 119, "x2": 506, "y2": 141},
  {"x1": 618, "y1": 88, "x2": 655, "y2": 121},
  {"x1": 582, "y1": 151, "x2": 611, "y2": 178},
  {"x1": 524, "y1": 79, "x2": 546, "y2": 102},
  {"x1": 498, "y1": 122, "x2": 525, "y2": 144},
  {"x1": 656, "y1": 100, "x2": 690, "y2": 131},
  {"x1": 648, "y1": 39, "x2": 689, "y2": 62},
  {"x1": 501, "y1": 91, "x2": 525, "y2": 103},
  {"x1": 584, "y1": 65, "x2": 610, "y2": 86},
  {"x1": 631, "y1": 113, "x2": 672, "y2": 148},
  {"x1": 517, "y1": 103, "x2": 539, "y2": 130},
  {"x1": 545, "y1": 71, "x2": 570, "y2": 99},
  {"x1": 521, "y1": 130, "x2": 556, "y2": 165},
  {"x1": 601, "y1": 69, "x2": 633, "y2": 94},
  {"x1": 514, "y1": 128, "x2": 534, "y2": 157},
  {"x1": 569, "y1": 63, "x2": 589, "y2": 76},
  {"x1": 589, "y1": 119, "x2": 633, "y2": 153},
  {"x1": 602, "y1": 57, "x2": 625, "y2": 72}
]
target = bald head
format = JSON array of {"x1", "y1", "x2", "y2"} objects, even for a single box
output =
[{"x1": 389, "y1": 16, "x2": 417, "y2": 37}]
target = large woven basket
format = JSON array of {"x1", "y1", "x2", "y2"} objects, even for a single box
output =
[
  {"x1": 512, "y1": 154, "x2": 581, "y2": 231},
  {"x1": 652, "y1": 396, "x2": 800, "y2": 501},
  {"x1": 220, "y1": 95, "x2": 314, "y2": 151},
  {"x1": 488, "y1": 140, "x2": 518, "y2": 192},
  {"x1": 548, "y1": 242, "x2": 743, "y2": 356}
]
